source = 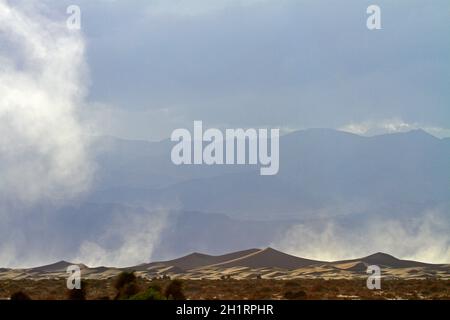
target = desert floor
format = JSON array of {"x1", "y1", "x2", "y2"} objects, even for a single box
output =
[{"x1": 0, "y1": 278, "x2": 449, "y2": 300}]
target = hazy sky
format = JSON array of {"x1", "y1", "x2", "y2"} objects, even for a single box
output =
[
  {"x1": 1, "y1": 0, "x2": 449, "y2": 267},
  {"x1": 29, "y1": 0, "x2": 450, "y2": 140}
]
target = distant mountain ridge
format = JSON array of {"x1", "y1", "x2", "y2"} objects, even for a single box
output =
[
  {"x1": 89, "y1": 128, "x2": 450, "y2": 219},
  {"x1": 3, "y1": 129, "x2": 448, "y2": 270}
]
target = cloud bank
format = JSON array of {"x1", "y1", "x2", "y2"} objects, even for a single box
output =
[
  {"x1": 0, "y1": 0, "x2": 95, "y2": 267},
  {"x1": 274, "y1": 210, "x2": 450, "y2": 263},
  {"x1": 0, "y1": 2, "x2": 168, "y2": 268},
  {"x1": 340, "y1": 118, "x2": 450, "y2": 138},
  {"x1": 0, "y1": 0, "x2": 92, "y2": 204},
  {"x1": 75, "y1": 209, "x2": 168, "y2": 267}
]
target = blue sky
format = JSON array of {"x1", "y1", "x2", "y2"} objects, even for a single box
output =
[{"x1": 42, "y1": 0, "x2": 450, "y2": 139}]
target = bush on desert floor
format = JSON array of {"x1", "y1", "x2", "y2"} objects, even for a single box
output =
[
  {"x1": 10, "y1": 291, "x2": 31, "y2": 300},
  {"x1": 130, "y1": 285, "x2": 165, "y2": 300},
  {"x1": 284, "y1": 290, "x2": 307, "y2": 300},
  {"x1": 114, "y1": 271, "x2": 136, "y2": 290},
  {"x1": 164, "y1": 280, "x2": 186, "y2": 300},
  {"x1": 114, "y1": 271, "x2": 139, "y2": 300},
  {"x1": 2, "y1": 278, "x2": 449, "y2": 300}
]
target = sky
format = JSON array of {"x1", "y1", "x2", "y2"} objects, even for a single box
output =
[
  {"x1": 27, "y1": 0, "x2": 450, "y2": 141},
  {"x1": 0, "y1": 0, "x2": 449, "y2": 267}
]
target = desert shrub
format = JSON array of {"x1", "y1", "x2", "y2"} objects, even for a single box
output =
[
  {"x1": 284, "y1": 290, "x2": 307, "y2": 300},
  {"x1": 130, "y1": 285, "x2": 165, "y2": 300},
  {"x1": 164, "y1": 280, "x2": 186, "y2": 300},
  {"x1": 119, "y1": 282, "x2": 139, "y2": 300},
  {"x1": 10, "y1": 291, "x2": 31, "y2": 300},
  {"x1": 114, "y1": 271, "x2": 137, "y2": 291},
  {"x1": 114, "y1": 271, "x2": 139, "y2": 300}
]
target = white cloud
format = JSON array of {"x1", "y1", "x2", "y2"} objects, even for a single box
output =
[
  {"x1": 340, "y1": 118, "x2": 450, "y2": 138},
  {"x1": 340, "y1": 119, "x2": 414, "y2": 135},
  {"x1": 274, "y1": 210, "x2": 450, "y2": 263},
  {"x1": 75, "y1": 210, "x2": 168, "y2": 267},
  {"x1": 0, "y1": 0, "x2": 93, "y2": 203},
  {"x1": 0, "y1": 0, "x2": 95, "y2": 267}
]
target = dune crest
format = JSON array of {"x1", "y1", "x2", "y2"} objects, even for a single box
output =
[{"x1": 1, "y1": 248, "x2": 448, "y2": 281}]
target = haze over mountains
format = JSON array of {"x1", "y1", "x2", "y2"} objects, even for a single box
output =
[
  {"x1": 90, "y1": 128, "x2": 450, "y2": 219},
  {"x1": 2, "y1": 129, "x2": 450, "y2": 267}
]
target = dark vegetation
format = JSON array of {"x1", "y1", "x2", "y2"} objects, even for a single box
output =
[
  {"x1": 1, "y1": 278, "x2": 449, "y2": 300},
  {"x1": 9, "y1": 291, "x2": 31, "y2": 300}
]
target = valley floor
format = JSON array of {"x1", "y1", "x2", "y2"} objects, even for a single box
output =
[{"x1": 0, "y1": 278, "x2": 449, "y2": 300}]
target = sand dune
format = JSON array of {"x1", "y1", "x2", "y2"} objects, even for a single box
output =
[
  {"x1": 202, "y1": 247, "x2": 324, "y2": 270},
  {"x1": 330, "y1": 252, "x2": 437, "y2": 269},
  {"x1": 1, "y1": 248, "x2": 448, "y2": 280},
  {"x1": 334, "y1": 261, "x2": 369, "y2": 272},
  {"x1": 28, "y1": 261, "x2": 87, "y2": 273},
  {"x1": 137, "y1": 248, "x2": 260, "y2": 271}
]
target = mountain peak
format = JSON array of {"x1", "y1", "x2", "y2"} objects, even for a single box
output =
[
  {"x1": 407, "y1": 128, "x2": 437, "y2": 138},
  {"x1": 377, "y1": 128, "x2": 438, "y2": 141},
  {"x1": 358, "y1": 252, "x2": 432, "y2": 268},
  {"x1": 186, "y1": 252, "x2": 211, "y2": 259},
  {"x1": 261, "y1": 247, "x2": 278, "y2": 253},
  {"x1": 29, "y1": 260, "x2": 85, "y2": 272},
  {"x1": 364, "y1": 252, "x2": 398, "y2": 260},
  {"x1": 208, "y1": 247, "x2": 323, "y2": 270}
]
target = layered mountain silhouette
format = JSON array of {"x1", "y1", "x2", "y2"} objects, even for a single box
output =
[
  {"x1": 2, "y1": 248, "x2": 448, "y2": 281},
  {"x1": 89, "y1": 129, "x2": 450, "y2": 219},
  {"x1": 3, "y1": 129, "x2": 448, "y2": 266}
]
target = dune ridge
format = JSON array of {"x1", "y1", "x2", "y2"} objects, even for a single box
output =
[{"x1": 0, "y1": 248, "x2": 448, "y2": 281}]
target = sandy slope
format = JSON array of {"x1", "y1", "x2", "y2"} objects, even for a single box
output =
[{"x1": 1, "y1": 248, "x2": 448, "y2": 281}]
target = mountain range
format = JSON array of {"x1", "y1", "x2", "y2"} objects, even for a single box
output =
[
  {"x1": 84, "y1": 128, "x2": 450, "y2": 260},
  {"x1": 89, "y1": 128, "x2": 450, "y2": 219},
  {"x1": 4, "y1": 128, "x2": 449, "y2": 266}
]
